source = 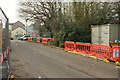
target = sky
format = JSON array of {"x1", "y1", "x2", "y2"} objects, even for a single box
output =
[
  {"x1": 0, "y1": 0, "x2": 119, "y2": 23},
  {"x1": 0, "y1": 0, "x2": 19, "y2": 23}
]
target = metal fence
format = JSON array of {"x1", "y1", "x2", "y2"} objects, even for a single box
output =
[{"x1": 0, "y1": 7, "x2": 10, "y2": 79}]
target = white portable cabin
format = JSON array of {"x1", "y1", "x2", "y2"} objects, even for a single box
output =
[{"x1": 91, "y1": 24, "x2": 120, "y2": 45}]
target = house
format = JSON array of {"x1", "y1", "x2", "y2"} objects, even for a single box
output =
[{"x1": 9, "y1": 21, "x2": 26, "y2": 40}]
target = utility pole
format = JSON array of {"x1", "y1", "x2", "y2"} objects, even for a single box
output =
[{"x1": 26, "y1": 18, "x2": 29, "y2": 35}]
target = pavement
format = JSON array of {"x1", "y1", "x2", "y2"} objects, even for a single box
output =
[{"x1": 10, "y1": 40, "x2": 118, "y2": 78}]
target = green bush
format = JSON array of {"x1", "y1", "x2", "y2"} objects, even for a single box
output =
[
  {"x1": 33, "y1": 38, "x2": 36, "y2": 42},
  {"x1": 40, "y1": 38, "x2": 42, "y2": 42},
  {"x1": 49, "y1": 39, "x2": 59, "y2": 46},
  {"x1": 59, "y1": 43, "x2": 64, "y2": 48}
]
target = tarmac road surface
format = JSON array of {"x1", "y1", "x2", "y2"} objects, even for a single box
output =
[{"x1": 10, "y1": 40, "x2": 118, "y2": 79}]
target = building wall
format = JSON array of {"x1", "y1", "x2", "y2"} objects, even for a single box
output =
[
  {"x1": 9, "y1": 24, "x2": 12, "y2": 31},
  {"x1": 91, "y1": 25, "x2": 99, "y2": 44},
  {"x1": 91, "y1": 24, "x2": 109, "y2": 45},
  {"x1": 109, "y1": 24, "x2": 119, "y2": 42},
  {"x1": 100, "y1": 24, "x2": 109, "y2": 45},
  {"x1": 11, "y1": 27, "x2": 26, "y2": 39},
  {"x1": 91, "y1": 24, "x2": 119, "y2": 45},
  {"x1": 9, "y1": 21, "x2": 26, "y2": 39}
]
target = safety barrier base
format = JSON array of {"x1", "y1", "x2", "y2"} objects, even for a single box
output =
[{"x1": 64, "y1": 49, "x2": 120, "y2": 65}]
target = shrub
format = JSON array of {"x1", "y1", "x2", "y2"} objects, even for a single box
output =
[
  {"x1": 40, "y1": 38, "x2": 42, "y2": 42},
  {"x1": 49, "y1": 39, "x2": 59, "y2": 46},
  {"x1": 59, "y1": 43, "x2": 64, "y2": 48}
]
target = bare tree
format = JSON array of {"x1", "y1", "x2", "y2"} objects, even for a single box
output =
[{"x1": 18, "y1": 0, "x2": 66, "y2": 37}]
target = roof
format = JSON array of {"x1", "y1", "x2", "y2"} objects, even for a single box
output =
[
  {"x1": 12, "y1": 27, "x2": 26, "y2": 31},
  {"x1": 10, "y1": 21, "x2": 25, "y2": 31}
]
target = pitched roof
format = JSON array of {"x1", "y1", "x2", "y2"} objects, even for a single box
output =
[
  {"x1": 12, "y1": 27, "x2": 26, "y2": 32},
  {"x1": 10, "y1": 21, "x2": 25, "y2": 31}
]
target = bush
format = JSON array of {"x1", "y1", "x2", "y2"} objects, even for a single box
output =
[
  {"x1": 59, "y1": 43, "x2": 64, "y2": 48},
  {"x1": 49, "y1": 39, "x2": 59, "y2": 46},
  {"x1": 40, "y1": 38, "x2": 42, "y2": 42}
]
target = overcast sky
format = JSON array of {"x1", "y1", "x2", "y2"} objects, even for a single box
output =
[
  {"x1": 0, "y1": 0, "x2": 119, "y2": 23},
  {"x1": 0, "y1": 0, "x2": 19, "y2": 23}
]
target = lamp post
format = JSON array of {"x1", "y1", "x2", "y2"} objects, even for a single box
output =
[{"x1": 26, "y1": 18, "x2": 29, "y2": 35}]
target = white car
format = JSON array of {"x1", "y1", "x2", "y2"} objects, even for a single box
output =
[{"x1": 19, "y1": 35, "x2": 30, "y2": 41}]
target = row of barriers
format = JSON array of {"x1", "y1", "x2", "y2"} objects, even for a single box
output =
[
  {"x1": 28, "y1": 37, "x2": 53, "y2": 44},
  {"x1": 64, "y1": 41, "x2": 120, "y2": 62},
  {"x1": 27, "y1": 37, "x2": 120, "y2": 63}
]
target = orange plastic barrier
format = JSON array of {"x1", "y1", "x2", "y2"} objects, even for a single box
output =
[
  {"x1": 47, "y1": 38, "x2": 52, "y2": 39},
  {"x1": 64, "y1": 41, "x2": 76, "y2": 51},
  {"x1": 28, "y1": 37, "x2": 32, "y2": 42},
  {"x1": 76, "y1": 42, "x2": 91, "y2": 54},
  {"x1": 42, "y1": 38, "x2": 48, "y2": 44},
  {"x1": 36, "y1": 37, "x2": 40, "y2": 43},
  {"x1": 111, "y1": 46, "x2": 120, "y2": 61},
  {"x1": 91, "y1": 44, "x2": 111, "y2": 59}
]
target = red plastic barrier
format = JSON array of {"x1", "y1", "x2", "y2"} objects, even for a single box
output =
[
  {"x1": 8, "y1": 48, "x2": 11, "y2": 53},
  {"x1": 91, "y1": 44, "x2": 111, "y2": 59},
  {"x1": 8, "y1": 48, "x2": 10, "y2": 52},
  {"x1": 28, "y1": 37, "x2": 32, "y2": 42},
  {"x1": 36, "y1": 37, "x2": 40, "y2": 43},
  {"x1": 0, "y1": 54, "x2": 3, "y2": 64},
  {"x1": 111, "y1": 46, "x2": 120, "y2": 61},
  {"x1": 42, "y1": 38, "x2": 48, "y2": 44},
  {"x1": 5, "y1": 48, "x2": 10, "y2": 57},
  {"x1": 4, "y1": 51, "x2": 7, "y2": 58},
  {"x1": 0, "y1": 48, "x2": 10, "y2": 64},
  {"x1": 47, "y1": 38, "x2": 52, "y2": 39},
  {"x1": 64, "y1": 41, "x2": 76, "y2": 51},
  {"x1": 76, "y1": 42, "x2": 91, "y2": 54}
]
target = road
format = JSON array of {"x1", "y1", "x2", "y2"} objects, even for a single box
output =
[{"x1": 10, "y1": 40, "x2": 118, "y2": 78}]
